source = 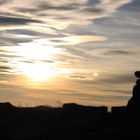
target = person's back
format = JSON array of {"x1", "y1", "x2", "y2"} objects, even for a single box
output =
[
  {"x1": 133, "y1": 83, "x2": 140, "y2": 98},
  {"x1": 127, "y1": 73, "x2": 140, "y2": 110}
]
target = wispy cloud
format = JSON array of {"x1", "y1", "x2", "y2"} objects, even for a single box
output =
[
  {"x1": 0, "y1": 0, "x2": 133, "y2": 48},
  {"x1": 0, "y1": 0, "x2": 133, "y2": 29},
  {"x1": 0, "y1": 66, "x2": 12, "y2": 74},
  {"x1": 0, "y1": 16, "x2": 41, "y2": 26},
  {"x1": 88, "y1": 49, "x2": 135, "y2": 57}
]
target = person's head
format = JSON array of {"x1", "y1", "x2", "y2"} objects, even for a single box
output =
[{"x1": 135, "y1": 71, "x2": 140, "y2": 78}]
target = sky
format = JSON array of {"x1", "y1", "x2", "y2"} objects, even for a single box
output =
[{"x1": 0, "y1": 0, "x2": 140, "y2": 107}]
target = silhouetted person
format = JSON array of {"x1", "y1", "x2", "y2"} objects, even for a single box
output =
[
  {"x1": 127, "y1": 72, "x2": 140, "y2": 111},
  {"x1": 133, "y1": 79, "x2": 140, "y2": 98}
]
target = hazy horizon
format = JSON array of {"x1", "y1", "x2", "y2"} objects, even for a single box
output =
[{"x1": 0, "y1": 0, "x2": 140, "y2": 107}]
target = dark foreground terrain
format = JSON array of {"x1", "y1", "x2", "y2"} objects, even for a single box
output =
[
  {"x1": 0, "y1": 102, "x2": 140, "y2": 140},
  {"x1": 1, "y1": 71, "x2": 140, "y2": 140}
]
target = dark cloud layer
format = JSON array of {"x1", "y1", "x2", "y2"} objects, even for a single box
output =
[
  {"x1": 0, "y1": 66, "x2": 11, "y2": 73},
  {"x1": 101, "y1": 50, "x2": 135, "y2": 56},
  {"x1": 0, "y1": 16, "x2": 41, "y2": 26},
  {"x1": 84, "y1": 7, "x2": 104, "y2": 14},
  {"x1": 68, "y1": 75, "x2": 85, "y2": 79},
  {"x1": 0, "y1": 66, "x2": 11, "y2": 70}
]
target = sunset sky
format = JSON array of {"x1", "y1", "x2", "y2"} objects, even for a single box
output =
[{"x1": 0, "y1": 0, "x2": 140, "y2": 107}]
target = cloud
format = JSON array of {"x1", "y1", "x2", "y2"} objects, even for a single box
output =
[
  {"x1": 101, "y1": 50, "x2": 135, "y2": 55},
  {"x1": 80, "y1": 73, "x2": 135, "y2": 85},
  {"x1": 0, "y1": 36, "x2": 34, "y2": 46},
  {"x1": 7, "y1": 0, "x2": 133, "y2": 30},
  {"x1": 38, "y1": 2, "x2": 80, "y2": 11},
  {"x1": 0, "y1": 0, "x2": 10, "y2": 5},
  {"x1": 67, "y1": 75, "x2": 85, "y2": 79},
  {"x1": 0, "y1": 66, "x2": 12, "y2": 74},
  {"x1": 0, "y1": 16, "x2": 41, "y2": 26},
  {"x1": 15, "y1": 7, "x2": 39, "y2": 14},
  {"x1": 89, "y1": 0, "x2": 133, "y2": 16},
  {"x1": 0, "y1": 0, "x2": 133, "y2": 42},
  {"x1": 6, "y1": 29, "x2": 47, "y2": 37},
  {"x1": 35, "y1": 35, "x2": 107, "y2": 46},
  {"x1": 99, "y1": 74, "x2": 135, "y2": 84},
  {"x1": 91, "y1": 49, "x2": 135, "y2": 57},
  {"x1": 101, "y1": 89, "x2": 130, "y2": 95},
  {"x1": 0, "y1": 66, "x2": 10, "y2": 70},
  {"x1": 0, "y1": 42, "x2": 14, "y2": 46}
]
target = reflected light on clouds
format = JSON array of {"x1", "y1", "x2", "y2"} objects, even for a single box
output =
[
  {"x1": 12, "y1": 43, "x2": 63, "y2": 61},
  {"x1": 5, "y1": 35, "x2": 105, "y2": 84}
]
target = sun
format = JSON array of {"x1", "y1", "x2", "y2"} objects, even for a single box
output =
[
  {"x1": 19, "y1": 62, "x2": 57, "y2": 82},
  {"x1": 10, "y1": 42, "x2": 63, "y2": 83}
]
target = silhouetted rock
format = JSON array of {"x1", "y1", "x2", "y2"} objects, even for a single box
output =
[
  {"x1": 63, "y1": 103, "x2": 108, "y2": 121},
  {"x1": 111, "y1": 106, "x2": 127, "y2": 114},
  {"x1": 0, "y1": 102, "x2": 13, "y2": 110},
  {"x1": 63, "y1": 103, "x2": 107, "y2": 113}
]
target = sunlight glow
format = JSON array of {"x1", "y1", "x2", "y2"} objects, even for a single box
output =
[
  {"x1": 19, "y1": 63, "x2": 57, "y2": 82},
  {"x1": 8, "y1": 42, "x2": 64, "y2": 83},
  {"x1": 12, "y1": 43, "x2": 62, "y2": 61}
]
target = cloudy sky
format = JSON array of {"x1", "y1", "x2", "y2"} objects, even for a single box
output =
[{"x1": 0, "y1": 0, "x2": 140, "y2": 107}]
